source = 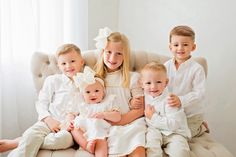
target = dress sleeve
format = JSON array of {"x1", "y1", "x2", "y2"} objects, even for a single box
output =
[{"x1": 35, "y1": 76, "x2": 55, "y2": 121}]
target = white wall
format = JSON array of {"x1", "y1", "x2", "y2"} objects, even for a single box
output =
[
  {"x1": 0, "y1": 44, "x2": 1, "y2": 157},
  {"x1": 118, "y1": 0, "x2": 236, "y2": 155},
  {"x1": 88, "y1": 0, "x2": 119, "y2": 49}
]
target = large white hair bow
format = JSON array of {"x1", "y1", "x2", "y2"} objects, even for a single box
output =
[
  {"x1": 73, "y1": 66, "x2": 96, "y2": 91},
  {"x1": 94, "y1": 27, "x2": 112, "y2": 50}
]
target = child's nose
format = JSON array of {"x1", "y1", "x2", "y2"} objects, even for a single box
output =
[
  {"x1": 151, "y1": 84, "x2": 156, "y2": 89},
  {"x1": 66, "y1": 63, "x2": 71, "y2": 68},
  {"x1": 109, "y1": 53, "x2": 116, "y2": 61},
  {"x1": 178, "y1": 45, "x2": 184, "y2": 50},
  {"x1": 92, "y1": 92, "x2": 96, "y2": 96}
]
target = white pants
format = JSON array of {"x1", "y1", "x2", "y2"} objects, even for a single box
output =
[
  {"x1": 146, "y1": 127, "x2": 190, "y2": 157},
  {"x1": 8, "y1": 121, "x2": 73, "y2": 157}
]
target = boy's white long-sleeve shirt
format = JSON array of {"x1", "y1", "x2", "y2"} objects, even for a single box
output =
[
  {"x1": 164, "y1": 58, "x2": 206, "y2": 117},
  {"x1": 145, "y1": 89, "x2": 191, "y2": 138},
  {"x1": 35, "y1": 74, "x2": 81, "y2": 122}
]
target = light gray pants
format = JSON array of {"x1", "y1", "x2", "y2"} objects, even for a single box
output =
[
  {"x1": 187, "y1": 114, "x2": 207, "y2": 137},
  {"x1": 8, "y1": 121, "x2": 73, "y2": 157},
  {"x1": 146, "y1": 127, "x2": 190, "y2": 157}
]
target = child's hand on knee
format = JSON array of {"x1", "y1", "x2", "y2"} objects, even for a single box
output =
[{"x1": 43, "y1": 116, "x2": 61, "y2": 133}]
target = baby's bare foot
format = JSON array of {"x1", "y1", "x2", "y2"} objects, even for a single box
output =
[
  {"x1": 0, "y1": 139, "x2": 18, "y2": 152},
  {"x1": 86, "y1": 140, "x2": 96, "y2": 154}
]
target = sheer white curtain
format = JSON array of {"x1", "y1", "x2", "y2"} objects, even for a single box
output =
[{"x1": 0, "y1": 0, "x2": 88, "y2": 147}]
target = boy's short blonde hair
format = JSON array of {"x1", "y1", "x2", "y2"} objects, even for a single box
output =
[
  {"x1": 56, "y1": 43, "x2": 81, "y2": 58},
  {"x1": 141, "y1": 62, "x2": 167, "y2": 76},
  {"x1": 169, "y1": 25, "x2": 195, "y2": 42}
]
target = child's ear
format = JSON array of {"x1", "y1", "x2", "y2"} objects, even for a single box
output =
[
  {"x1": 165, "y1": 78, "x2": 169, "y2": 87},
  {"x1": 81, "y1": 59, "x2": 85, "y2": 66},
  {"x1": 192, "y1": 43, "x2": 196, "y2": 51},
  {"x1": 169, "y1": 44, "x2": 172, "y2": 51}
]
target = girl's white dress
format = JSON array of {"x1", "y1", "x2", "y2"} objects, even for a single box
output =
[
  {"x1": 74, "y1": 94, "x2": 119, "y2": 141},
  {"x1": 105, "y1": 70, "x2": 146, "y2": 156}
]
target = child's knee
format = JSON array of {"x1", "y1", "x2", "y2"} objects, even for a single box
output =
[{"x1": 42, "y1": 131, "x2": 73, "y2": 150}]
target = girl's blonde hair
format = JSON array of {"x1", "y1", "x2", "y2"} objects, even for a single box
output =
[
  {"x1": 169, "y1": 25, "x2": 195, "y2": 42},
  {"x1": 94, "y1": 32, "x2": 131, "y2": 88},
  {"x1": 56, "y1": 43, "x2": 81, "y2": 58}
]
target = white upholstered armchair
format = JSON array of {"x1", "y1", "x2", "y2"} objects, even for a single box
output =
[{"x1": 9, "y1": 50, "x2": 233, "y2": 157}]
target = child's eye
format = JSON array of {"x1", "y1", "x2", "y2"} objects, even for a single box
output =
[
  {"x1": 174, "y1": 44, "x2": 178, "y2": 47},
  {"x1": 86, "y1": 91, "x2": 90, "y2": 94},
  {"x1": 156, "y1": 81, "x2": 162, "y2": 84},
  {"x1": 145, "y1": 82, "x2": 151, "y2": 85},
  {"x1": 71, "y1": 60, "x2": 75, "y2": 63},
  {"x1": 95, "y1": 90, "x2": 99, "y2": 92},
  {"x1": 117, "y1": 52, "x2": 122, "y2": 56},
  {"x1": 184, "y1": 43, "x2": 189, "y2": 46},
  {"x1": 106, "y1": 51, "x2": 112, "y2": 54},
  {"x1": 62, "y1": 63, "x2": 66, "y2": 65}
]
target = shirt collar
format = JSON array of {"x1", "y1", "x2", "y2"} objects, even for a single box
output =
[
  {"x1": 61, "y1": 74, "x2": 74, "y2": 85},
  {"x1": 171, "y1": 56, "x2": 193, "y2": 70}
]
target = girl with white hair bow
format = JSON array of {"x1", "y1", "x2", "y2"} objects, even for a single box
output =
[{"x1": 70, "y1": 66, "x2": 121, "y2": 157}]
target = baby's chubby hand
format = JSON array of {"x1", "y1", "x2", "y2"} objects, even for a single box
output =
[
  {"x1": 145, "y1": 104, "x2": 155, "y2": 120},
  {"x1": 167, "y1": 93, "x2": 181, "y2": 107},
  {"x1": 90, "y1": 112, "x2": 105, "y2": 119},
  {"x1": 66, "y1": 120, "x2": 74, "y2": 132}
]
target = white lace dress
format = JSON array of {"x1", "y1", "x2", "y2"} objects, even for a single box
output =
[
  {"x1": 73, "y1": 94, "x2": 118, "y2": 141},
  {"x1": 105, "y1": 70, "x2": 146, "y2": 157}
]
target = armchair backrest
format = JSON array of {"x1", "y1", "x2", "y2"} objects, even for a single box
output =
[{"x1": 31, "y1": 50, "x2": 207, "y2": 93}]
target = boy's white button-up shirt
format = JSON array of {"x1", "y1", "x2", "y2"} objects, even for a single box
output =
[
  {"x1": 35, "y1": 74, "x2": 81, "y2": 122},
  {"x1": 164, "y1": 58, "x2": 206, "y2": 117},
  {"x1": 145, "y1": 89, "x2": 191, "y2": 138}
]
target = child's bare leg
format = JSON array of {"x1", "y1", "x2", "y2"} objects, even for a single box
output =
[
  {"x1": 0, "y1": 137, "x2": 21, "y2": 152},
  {"x1": 71, "y1": 128, "x2": 95, "y2": 153},
  {"x1": 94, "y1": 139, "x2": 108, "y2": 157},
  {"x1": 128, "y1": 146, "x2": 146, "y2": 157},
  {"x1": 86, "y1": 140, "x2": 96, "y2": 154}
]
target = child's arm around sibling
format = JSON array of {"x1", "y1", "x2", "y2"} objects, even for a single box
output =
[{"x1": 94, "y1": 27, "x2": 146, "y2": 157}]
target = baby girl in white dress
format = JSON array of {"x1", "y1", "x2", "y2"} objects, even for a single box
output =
[{"x1": 71, "y1": 66, "x2": 121, "y2": 157}]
